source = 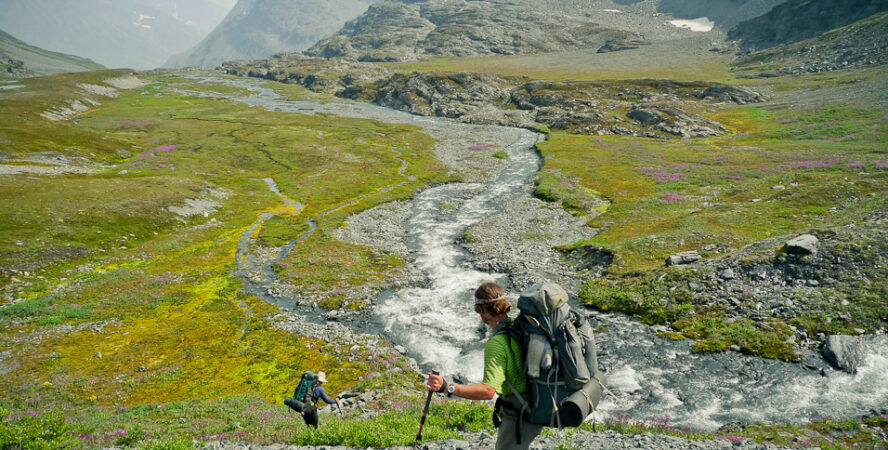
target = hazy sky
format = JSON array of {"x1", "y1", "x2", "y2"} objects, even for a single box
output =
[
  {"x1": 209, "y1": 0, "x2": 239, "y2": 8},
  {"x1": 0, "y1": 0, "x2": 243, "y2": 69}
]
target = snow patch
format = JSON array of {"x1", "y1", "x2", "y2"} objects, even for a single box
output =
[
  {"x1": 134, "y1": 13, "x2": 155, "y2": 29},
  {"x1": 667, "y1": 17, "x2": 714, "y2": 32},
  {"x1": 604, "y1": 9, "x2": 622, "y2": 13}
]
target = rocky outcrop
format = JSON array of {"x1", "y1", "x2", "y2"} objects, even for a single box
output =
[
  {"x1": 224, "y1": 55, "x2": 741, "y2": 138},
  {"x1": 783, "y1": 234, "x2": 818, "y2": 255},
  {"x1": 627, "y1": 104, "x2": 727, "y2": 137},
  {"x1": 695, "y1": 85, "x2": 769, "y2": 104},
  {"x1": 305, "y1": 0, "x2": 641, "y2": 62},
  {"x1": 374, "y1": 71, "x2": 511, "y2": 118},
  {"x1": 666, "y1": 251, "x2": 702, "y2": 266},
  {"x1": 221, "y1": 53, "x2": 390, "y2": 94},
  {"x1": 597, "y1": 38, "x2": 650, "y2": 54}
]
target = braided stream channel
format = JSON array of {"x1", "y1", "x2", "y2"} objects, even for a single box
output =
[{"x1": 199, "y1": 76, "x2": 888, "y2": 431}]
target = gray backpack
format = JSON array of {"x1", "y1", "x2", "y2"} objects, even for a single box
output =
[{"x1": 495, "y1": 283, "x2": 607, "y2": 428}]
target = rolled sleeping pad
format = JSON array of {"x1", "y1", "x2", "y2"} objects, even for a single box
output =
[
  {"x1": 558, "y1": 372, "x2": 607, "y2": 427},
  {"x1": 284, "y1": 397, "x2": 307, "y2": 413}
]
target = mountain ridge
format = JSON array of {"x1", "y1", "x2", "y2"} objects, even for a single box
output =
[
  {"x1": 728, "y1": 0, "x2": 888, "y2": 50},
  {"x1": 0, "y1": 0, "x2": 221, "y2": 69},
  {"x1": 166, "y1": 0, "x2": 379, "y2": 68},
  {"x1": 0, "y1": 29, "x2": 105, "y2": 77}
]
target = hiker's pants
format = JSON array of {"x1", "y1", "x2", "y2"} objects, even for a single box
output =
[
  {"x1": 302, "y1": 406, "x2": 319, "y2": 429},
  {"x1": 496, "y1": 397, "x2": 543, "y2": 450}
]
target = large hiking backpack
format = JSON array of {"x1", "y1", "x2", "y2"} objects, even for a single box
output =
[
  {"x1": 284, "y1": 371, "x2": 320, "y2": 413},
  {"x1": 496, "y1": 283, "x2": 607, "y2": 428}
]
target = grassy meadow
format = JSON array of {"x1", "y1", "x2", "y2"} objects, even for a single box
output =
[
  {"x1": 383, "y1": 39, "x2": 737, "y2": 83},
  {"x1": 0, "y1": 70, "x2": 461, "y2": 446}
]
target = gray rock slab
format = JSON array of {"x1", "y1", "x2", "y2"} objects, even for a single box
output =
[{"x1": 784, "y1": 234, "x2": 818, "y2": 255}]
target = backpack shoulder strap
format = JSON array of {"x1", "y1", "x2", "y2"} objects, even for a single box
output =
[{"x1": 493, "y1": 319, "x2": 524, "y2": 343}]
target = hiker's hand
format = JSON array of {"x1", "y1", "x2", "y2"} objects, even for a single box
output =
[{"x1": 426, "y1": 372, "x2": 445, "y2": 392}]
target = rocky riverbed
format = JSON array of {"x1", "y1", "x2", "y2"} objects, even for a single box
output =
[{"x1": 199, "y1": 429, "x2": 785, "y2": 450}]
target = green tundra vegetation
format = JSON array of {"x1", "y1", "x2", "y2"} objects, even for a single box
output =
[
  {"x1": 0, "y1": 69, "x2": 463, "y2": 446},
  {"x1": 537, "y1": 68, "x2": 887, "y2": 360}
]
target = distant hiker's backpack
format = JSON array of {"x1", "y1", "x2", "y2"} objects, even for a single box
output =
[
  {"x1": 284, "y1": 371, "x2": 320, "y2": 413},
  {"x1": 495, "y1": 283, "x2": 607, "y2": 428}
]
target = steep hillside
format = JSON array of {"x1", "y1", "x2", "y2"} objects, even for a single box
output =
[
  {"x1": 728, "y1": 0, "x2": 888, "y2": 51},
  {"x1": 130, "y1": 0, "x2": 233, "y2": 35},
  {"x1": 735, "y1": 12, "x2": 888, "y2": 78},
  {"x1": 0, "y1": 29, "x2": 104, "y2": 77},
  {"x1": 302, "y1": 0, "x2": 799, "y2": 62},
  {"x1": 0, "y1": 0, "x2": 211, "y2": 69},
  {"x1": 655, "y1": 0, "x2": 787, "y2": 30},
  {"x1": 304, "y1": 0, "x2": 642, "y2": 62},
  {"x1": 166, "y1": 0, "x2": 379, "y2": 68}
]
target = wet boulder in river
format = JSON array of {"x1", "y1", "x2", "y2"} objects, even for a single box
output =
[{"x1": 821, "y1": 334, "x2": 888, "y2": 373}]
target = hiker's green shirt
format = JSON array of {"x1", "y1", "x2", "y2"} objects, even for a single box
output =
[{"x1": 482, "y1": 321, "x2": 527, "y2": 396}]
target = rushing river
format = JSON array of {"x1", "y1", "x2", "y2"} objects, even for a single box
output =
[{"x1": 199, "y1": 76, "x2": 888, "y2": 431}]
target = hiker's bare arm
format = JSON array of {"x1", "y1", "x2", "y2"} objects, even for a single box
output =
[
  {"x1": 426, "y1": 372, "x2": 496, "y2": 400},
  {"x1": 453, "y1": 383, "x2": 496, "y2": 400}
]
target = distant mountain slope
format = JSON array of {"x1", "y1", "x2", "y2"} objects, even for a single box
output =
[
  {"x1": 130, "y1": 0, "x2": 232, "y2": 35},
  {"x1": 736, "y1": 12, "x2": 888, "y2": 75},
  {"x1": 655, "y1": 0, "x2": 788, "y2": 30},
  {"x1": 304, "y1": 0, "x2": 642, "y2": 62},
  {"x1": 0, "y1": 0, "x2": 219, "y2": 69},
  {"x1": 166, "y1": 0, "x2": 379, "y2": 68},
  {"x1": 728, "y1": 0, "x2": 888, "y2": 51},
  {"x1": 1, "y1": 29, "x2": 104, "y2": 77}
]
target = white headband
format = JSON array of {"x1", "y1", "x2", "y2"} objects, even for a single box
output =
[{"x1": 475, "y1": 293, "x2": 508, "y2": 305}]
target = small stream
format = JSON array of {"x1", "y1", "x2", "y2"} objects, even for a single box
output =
[{"x1": 194, "y1": 76, "x2": 888, "y2": 431}]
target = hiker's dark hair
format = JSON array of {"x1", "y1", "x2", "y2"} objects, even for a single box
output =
[{"x1": 474, "y1": 281, "x2": 510, "y2": 316}]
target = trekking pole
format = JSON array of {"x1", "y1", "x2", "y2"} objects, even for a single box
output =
[
  {"x1": 335, "y1": 398, "x2": 344, "y2": 417},
  {"x1": 414, "y1": 370, "x2": 439, "y2": 449},
  {"x1": 598, "y1": 379, "x2": 620, "y2": 402}
]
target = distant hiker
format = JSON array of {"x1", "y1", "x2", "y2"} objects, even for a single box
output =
[
  {"x1": 284, "y1": 370, "x2": 339, "y2": 429},
  {"x1": 427, "y1": 281, "x2": 606, "y2": 450},
  {"x1": 427, "y1": 281, "x2": 543, "y2": 450}
]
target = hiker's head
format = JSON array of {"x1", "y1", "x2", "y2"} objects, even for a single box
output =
[
  {"x1": 474, "y1": 281, "x2": 510, "y2": 321},
  {"x1": 318, "y1": 371, "x2": 328, "y2": 383}
]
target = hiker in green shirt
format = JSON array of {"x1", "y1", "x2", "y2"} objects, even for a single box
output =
[{"x1": 426, "y1": 281, "x2": 543, "y2": 450}]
